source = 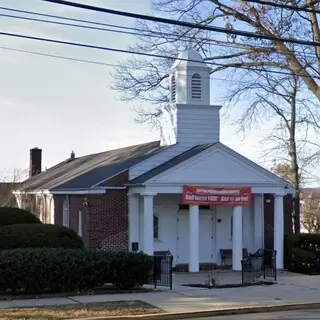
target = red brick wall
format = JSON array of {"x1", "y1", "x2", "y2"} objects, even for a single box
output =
[{"x1": 52, "y1": 171, "x2": 129, "y2": 252}]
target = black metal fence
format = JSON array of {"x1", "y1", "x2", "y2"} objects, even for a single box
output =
[
  {"x1": 148, "y1": 251, "x2": 173, "y2": 290},
  {"x1": 241, "y1": 249, "x2": 277, "y2": 284}
]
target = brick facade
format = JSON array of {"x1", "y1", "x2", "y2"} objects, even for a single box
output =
[{"x1": 52, "y1": 170, "x2": 129, "y2": 251}]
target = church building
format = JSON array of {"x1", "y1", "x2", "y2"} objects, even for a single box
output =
[{"x1": 13, "y1": 49, "x2": 293, "y2": 272}]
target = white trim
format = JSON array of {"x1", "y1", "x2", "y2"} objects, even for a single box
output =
[
  {"x1": 128, "y1": 184, "x2": 292, "y2": 195},
  {"x1": 78, "y1": 210, "x2": 83, "y2": 237},
  {"x1": 13, "y1": 187, "x2": 126, "y2": 195},
  {"x1": 63, "y1": 196, "x2": 69, "y2": 227},
  {"x1": 90, "y1": 169, "x2": 127, "y2": 188},
  {"x1": 147, "y1": 144, "x2": 289, "y2": 186}
]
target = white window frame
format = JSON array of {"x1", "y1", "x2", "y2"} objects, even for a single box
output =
[{"x1": 63, "y1": 196, "x2": 70, "y2": 227}]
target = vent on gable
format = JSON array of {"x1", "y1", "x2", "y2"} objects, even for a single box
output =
[
  {"x1": 191, "y1": 73, "x2": 201, "y2": 99},
  {"x1": 171, "y1": 75, "x2": 176, "y2": 102}
]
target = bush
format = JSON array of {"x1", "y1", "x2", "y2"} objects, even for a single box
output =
[
  {"x1": 0, "y1": 249, "x2": 152, "y2": 294},
  {"x1": 285, "y1": 233, "x2": 320, "y2": 274},
  {"x1": 0, "y1": 224, "x2": 84, "y2": 250},
  {"x1": 0, "y1": 207, "x2": 41, "y2": 227}
]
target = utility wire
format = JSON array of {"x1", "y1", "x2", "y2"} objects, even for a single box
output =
[
  {"x1": 0, "y1": 13, "x2": 145, "y2": 38},
  {"x1": 42, "y1": 0, "x2": 320, "y2": 48},
  {"x1": 245, "y1": 0, "x2": 320, "y2": 14},
  {"x1": 0, "y1": 45, "x2": 251, "y2": 83},
  {"x1": 1, "y1": 30, "x2": 320, "y2": 80},
  {"x1": 0, "y1": 6, "x2": 136, "y2": 32},
  {"x1": 2, "y1": 7, "x2": 320, "y2": 61}
]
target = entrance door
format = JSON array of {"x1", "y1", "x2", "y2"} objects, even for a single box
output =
[
  {"x1": 199, "y1": 212, "x2": 214, "y2": 263},
  {"x1": 215, "y1": 206, "x2": 233, "y2": 265},
  {"x1": 177, "y1": 210, "x2": 214, "y2": 265}
]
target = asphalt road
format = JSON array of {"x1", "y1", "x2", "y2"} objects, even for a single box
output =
[{"x1": 187, "y1": 309, "x2": 320, "y2": 319}]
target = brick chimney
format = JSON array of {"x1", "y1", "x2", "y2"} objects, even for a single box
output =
[{"x1": 29, "y1": 147, "x2": 42, "y2": 178}]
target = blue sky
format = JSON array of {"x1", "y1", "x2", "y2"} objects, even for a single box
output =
[{"x1": 0, "y1": 0, "x2": 283, "y2": 180}]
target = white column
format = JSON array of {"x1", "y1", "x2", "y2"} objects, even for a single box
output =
[
  {"x1": 254, "y1": 194, "x2": 264, "y2": 251},
  {"x1": 142, "y1": 192, "x2": 157, "y2": 256},
  {"x1": 232, "y1": 206, "x2": 243, "y2": 271},
  {"x1": 189, "y1": 205, "x2": 199, "y2": 272},
  {"x1": 128, "y1": 193, "x2": 139, "y2": 251},
  {"x1": 274, "y1": 193, "x2": 284, "y2": 269}
]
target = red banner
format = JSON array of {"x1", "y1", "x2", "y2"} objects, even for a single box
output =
[{"x1": 182, "y1": 185, "x2": 252, "y2": 206}]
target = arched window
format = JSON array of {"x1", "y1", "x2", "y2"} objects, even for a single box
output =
[
  {"x1": 63, "y1": 197, "x2": 69, "y2": 227},
  {"x1": 191, "y1": 73, "x2": 201, "y2": 99},
  {"x1": 171, "y1": 75, "x2": 176, "y2": 102},
  {"x1": 153, "y1": 214, "x2": 159, "y2": 239},
  {"x1": 39, "y1": 196, "x2": 45, "y2": 222}
]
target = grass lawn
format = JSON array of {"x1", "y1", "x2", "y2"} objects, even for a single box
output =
[
  {"x1": 0, "y1": 300, "x2": 163, "y2": 320},
  {"x1": 0, "y1": 286, "x2": 157, "y2": 301}
]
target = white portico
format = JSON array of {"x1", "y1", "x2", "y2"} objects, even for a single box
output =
[{"x1": 126, "y1": 49, "x2": 292, "y2": 272}]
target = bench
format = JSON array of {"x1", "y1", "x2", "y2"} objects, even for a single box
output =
[{"x1": 220, "y1": 248, "x2": 249, "y2": 267}]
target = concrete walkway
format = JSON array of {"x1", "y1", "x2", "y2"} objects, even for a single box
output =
[{"x1": 1, "y1": 272, "x2": 320, "y2": 315}]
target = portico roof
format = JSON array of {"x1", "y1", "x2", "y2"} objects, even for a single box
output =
[{"x1": 129, "y1": 142, "x2": 292, "y2": 193}]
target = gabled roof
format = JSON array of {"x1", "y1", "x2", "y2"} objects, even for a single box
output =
[
  {"x1": 16, "y1": 141, "x2": 165, "y2": 192},
  {"x1": 129, "y1": 142, "x2": 290, "y2": 187},
  {"x1": 129, "y1": 143, "x2": 216, "y2": 184}
]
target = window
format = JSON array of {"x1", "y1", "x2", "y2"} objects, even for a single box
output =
[
  {"x1": 191, "y1": 73, "x2": 201, "y2": 99},
  {"x1": 39, "y1": 196, "x2": 45, "y2": 222},
  {"x1": 153, "y1": 214, "x2": 159, "y2": 239},
  {"x1": 63, "y1": 197, "x2": 69, "y2": 227},
  {"x1": 78, "y1": 210, "x2": 83, "y2": 237},
  {"x1": 171, "y1": 75, "x2": 176, "y2": 102}
]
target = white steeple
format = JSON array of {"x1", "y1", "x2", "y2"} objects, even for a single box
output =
[
  {"x1": 170, "y1": 49, "x2": 211, "y2": 105},
  {"x1": 166, "y1": 49, "x2": 222, "y2": 147}
]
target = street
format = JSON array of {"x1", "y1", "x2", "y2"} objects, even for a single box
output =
[{"x1": 187, "y1": 309, "x2": 320, "y2": 319}]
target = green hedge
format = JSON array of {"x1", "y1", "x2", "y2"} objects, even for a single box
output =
[
  {"x1": 0, "y1": 249, "x2": 152, "y2": 293},
  {"x1": 285, "y1": 233, "x2": 320, "y2": 274},
  {"x1": 0, "y1": 224, "x2": 84, "y2": 250},
  {"x1": 0, "y1": 207, "x2": 41, "y2": 227}
]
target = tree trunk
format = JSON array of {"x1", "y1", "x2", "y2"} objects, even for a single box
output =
[{"x1": 289, "y1": 75, "x2": 301, "y2": 234}]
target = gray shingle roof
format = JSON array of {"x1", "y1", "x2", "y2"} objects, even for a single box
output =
[
  {"x1": 129, "y1": 143, "x2": 216, "y2": 184},
  {"x1": 17, "y1": 141, "x2": 165, "y2": 192}
]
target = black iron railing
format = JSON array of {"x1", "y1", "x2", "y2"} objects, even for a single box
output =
[
  {"x1": 241, "y1": 249, "x2": 277, "y2": 284},
  {"x1": 148, "y1": 251, "x2": 173, "y2": 290}
]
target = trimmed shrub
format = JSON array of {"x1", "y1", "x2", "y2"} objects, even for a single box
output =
[
  {"x1": 0, "y1": 224, "x2": 84, "y2": 250},
  {"x1": 285, "y1": 233, "x2": 320, "y2": 274},
  {"x1": 0, "y1": 207, "x2": 41, "y2": 227},
  {"x1": 0, "y1": 249, "x2": 152, "y2": 294}
]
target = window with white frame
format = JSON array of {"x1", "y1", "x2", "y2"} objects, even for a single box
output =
[
  {"x1": 191, "y1": 73, "x2": 201, "y2": 99},
  {"x1": 63, "y1": 197, "x2": 69, "y2": 227},
  {"x1": 153, "y1": 214, "x2": 160, "y2": 240},
  {"x1": 78, "y1": 210, "x2": 83, "y2": 237}
]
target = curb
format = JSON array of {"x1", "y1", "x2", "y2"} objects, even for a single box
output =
[{"x1": 67, "y1": 302, "x2": 320, "y2": 320}]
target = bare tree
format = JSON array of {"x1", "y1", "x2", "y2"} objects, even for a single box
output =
[
  {"x1": 112, "y1": 1, "x2": 320, "y2": 122},
  {"x1": 300, "y1": 190, "x2": 320, "y2": 233},
  {"x1": 112, "y1": 0, "x2": 320, "y2": 232},
  {"x1": 0, "y1": 168, "x2": 28, "y2": 207},
  {"x1": 225, "y1": 67, "x2": 320, "y2": 233}
]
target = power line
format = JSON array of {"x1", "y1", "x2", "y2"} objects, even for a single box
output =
[
  {"x1": 0, "y1": 6, "x2": 137, "y2": 32},
  {"x1": 0, "y1": 45, "x2": 251, "y2": 83},
  {"x1": 1, "y1": 30, "x2": 320, "y2": 80},
  {"x1": 42, "y1": 0, "x2": 320, "y2": 47},
  {"x1": 245, "y1": 0, "x2": 320, "y2": 14},
  {"x1": 2, "y1": 7, "x2": 319, "y2": 61},
  {"x1": 0, "y1": 13, "x2": 145, "y2": 38}
]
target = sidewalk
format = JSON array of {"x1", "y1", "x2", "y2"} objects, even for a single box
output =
[{"x1": 1, "y1": 274, "x2": 320, "y2": 316}]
